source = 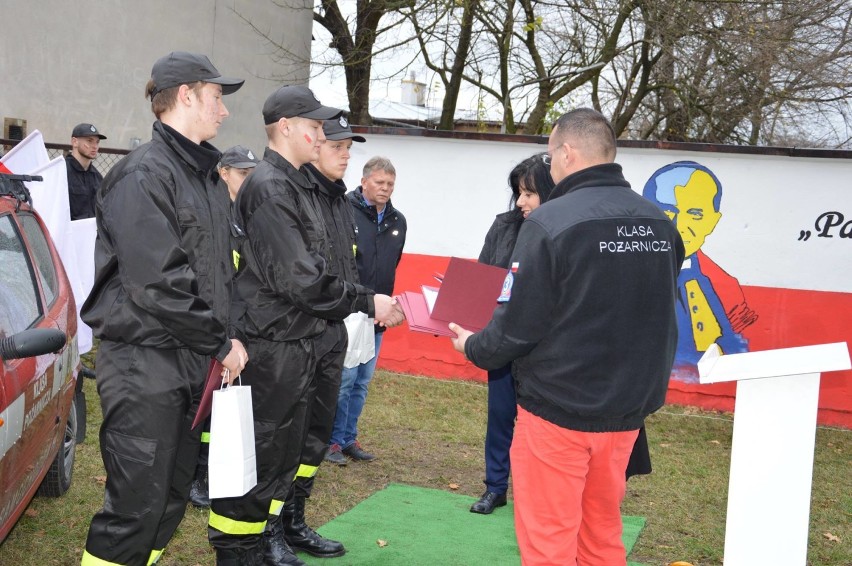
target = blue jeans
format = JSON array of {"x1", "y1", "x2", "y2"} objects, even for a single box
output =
[{"x1": 330, "y1": 332, "x2": 383, "y2": 449}]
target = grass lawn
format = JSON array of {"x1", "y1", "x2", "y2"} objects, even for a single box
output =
[{"x1": 0, "y1": 370, "x2": 849, "y2": 565}]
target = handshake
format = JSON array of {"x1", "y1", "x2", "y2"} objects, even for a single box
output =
[{"x1": 374, "y1": 294, "x2": 406, "y2": 328}]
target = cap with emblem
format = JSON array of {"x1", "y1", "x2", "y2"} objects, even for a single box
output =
[
  {"x1": 262, "y1": 85, "x2": 342, "y2": 124},
  {"x1": 219, "y1": 145, "x2": 260, "y2": 169},
  {"x1": 150, "y1": 51, "x2": 244, "y2": 97},
  {"x1": 323, "y1": 115, "x2": 365, "y2": 142},
  {"x1": 71, "y1": 123, "x2": 107, "y2": 140}
]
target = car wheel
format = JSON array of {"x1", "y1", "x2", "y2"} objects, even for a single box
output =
[
  {"x1": 75, "y1": 389, "x2": 87, "y2": 444},
  {"x1": 37, "y1": 394, "x2": 78, "y2": 497}
]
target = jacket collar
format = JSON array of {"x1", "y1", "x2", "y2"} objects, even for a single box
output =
[
  {"x1": 262, "y1": 147, "x2": 314, "y2": 190},
  {"x1": 154, "y1": 121, "x2": 221, "y2": 176},
  {"x1": 550, "y1": 163, "x2": 630, "y2": 200},
  {"x1": 304, "y1": 162, "x2": 347, "y2": 198},
  {"x1": 65, "y1": 154, "x2": 92, "y2": 173}
]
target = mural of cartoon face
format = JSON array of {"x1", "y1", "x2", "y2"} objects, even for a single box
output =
[
  {"x1": 643, "y1": 161, "x2": 753, "y2": 381},
  {"x1": 644, "y1": 163, "x2": 723, "y2": 257}
]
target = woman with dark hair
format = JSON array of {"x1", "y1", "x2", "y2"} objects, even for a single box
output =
[{"x1": 471, "y1": 152, "x2": 555, "y2": 514}]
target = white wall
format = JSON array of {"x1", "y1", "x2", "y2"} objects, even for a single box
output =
[
  {"x1": 0, "y1": 0, "x2": 311, "y2": 153},
  {"x1": 344, "y1": 134, "x2": 852, "y2": 294}
]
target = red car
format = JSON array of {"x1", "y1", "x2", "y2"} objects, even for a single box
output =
[{"x1": 0, "y1": 171, "x2": 82, "y2": 541}]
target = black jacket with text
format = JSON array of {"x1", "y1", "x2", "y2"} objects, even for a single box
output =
[
  {"x1": 81, "y1": 121, "x2": 233, "y2": 361},
  {"x1": 465, "y1": 163, "x2": 684, "y2": 432},
  {"x1": 232, "y1": 149, "x2": 374, "y2": 342}
]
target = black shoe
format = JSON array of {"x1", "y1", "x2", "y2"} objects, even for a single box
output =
[
  {"x1": 264, "y1": 518, "x2": 307, "y2": 565},
  {"x1": 283, "y1": 497, "x2": 346, "y2": 558},
  {"x1": 342, "y1": 441, "x2": 375, "y2": 462},
  {"x1": 189, "y1": 478, "x2": 210, "y2": 508},
  {"x1": 470, "y1": 491, "x2": 507, "y2": 514},
  {"x1": 324, "y1": 444, "x2": 347, "y2": 466}
]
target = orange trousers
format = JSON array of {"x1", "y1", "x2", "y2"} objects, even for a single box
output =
[{"x1": 510, "y1": 407, "x2": 639, "y2": 566}]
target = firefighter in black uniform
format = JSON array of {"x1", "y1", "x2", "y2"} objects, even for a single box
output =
[
  {"x1": 207, "y1": 86, "x2": 403, "y2": 566},
  {"x1": 273, "y1": 116, "x2": 367, "y2": 557},
  {"x1": 80, "y1": 52, "x2": 248, "y2": 566}
]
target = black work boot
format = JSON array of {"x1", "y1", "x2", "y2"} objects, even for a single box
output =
[
  {"x1": 215, "y1": 543, "x2": 263, "y2": 566},
  {"x1": 282, "y1": 497, "x2": 346, "y2": 558},
  {"x1": 263, "y1": 514, "x2": 307, "y2": 566}
]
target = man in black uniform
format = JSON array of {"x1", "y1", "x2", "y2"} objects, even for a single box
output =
[
  {"x1": 272, "y1": 115, "x2": 368, "y2": 557},
  {"x1": 80, "y1": 52, "x2": 248, "y2": 566},
  {"x1": 208, "y1": 86, "x2": 402, "y2": 566},
  {"x1": 450, "y1": 108, "x2": 683, "y2": 565},
  {"x1": 66, "y1": 122, "x2": 106, "y2": 220}
]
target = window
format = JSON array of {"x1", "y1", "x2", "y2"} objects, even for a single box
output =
[
  {"x1": 0, "y1": 215, "x2": 40, "y2": 338},
  {"x1": 19, "y1": 214, "x2": 58, "y2": 307}
]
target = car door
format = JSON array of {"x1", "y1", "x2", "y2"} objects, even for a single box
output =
[{"x1": 0, "y1": 210, "x2": 63, "y2": 532}]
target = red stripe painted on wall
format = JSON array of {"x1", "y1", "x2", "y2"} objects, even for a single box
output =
[{"x1": 381, "y1": 253, "x2": 852, "y2": 428}]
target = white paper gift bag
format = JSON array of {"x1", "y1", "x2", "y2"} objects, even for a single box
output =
[
  {"x1": 208, "y1": 377, "x2": 257, "y2": 499},
  {"x1": 343, "y1": 311, "x2": 375, "y2": 369}
]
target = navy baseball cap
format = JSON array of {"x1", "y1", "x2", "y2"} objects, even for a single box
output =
[
  {"x1": 72, "y1": 123, "x2": 107, "y2": 140},
  {"x1": 323, "y1": 115, "x2": 365, "y2": 142},
  {"x1": 219, "y1": 145, "x2": 260, "y2": 169},
  {"x1": 262, "y1": 85, "x2": 342, "y2": 124},
  {"x1": 150, "y1": 51, "x2": 244, "y2": 97}
]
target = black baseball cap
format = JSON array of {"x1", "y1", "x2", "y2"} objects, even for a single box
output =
[
  {"x1": 72, "y1": 123, "x2": 107, "y2": 140},
  {"x1": 323, "y1": 116, "x2": 365, "y2": 142},
  {"x1": 150, "y1": 51, "x2": 244, "y2": 97},
  {"x1": 262, "y1": 85, "x2": 342, "y2": 124},
  {"x1": 219, "y1": 145, "x2": 260, "y2": 169}
]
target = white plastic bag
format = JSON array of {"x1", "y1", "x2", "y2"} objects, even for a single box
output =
[
  {"x1": 208, "y1": 376, "x2": 257, "y2": 499},
  {"x1": 343, "y1": 311, "x2": 375, "y2": 369}
]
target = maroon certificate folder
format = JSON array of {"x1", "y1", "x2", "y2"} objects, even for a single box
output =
[
  {"x1": 398, "y1": 257, "x2": 508, "y2": 336},
  {"x1": 192, "y1": 359, "x2": 224, "y2": 430},
  {"x1": 429, "y1": 257, "x2": 507, "y2": 330}
]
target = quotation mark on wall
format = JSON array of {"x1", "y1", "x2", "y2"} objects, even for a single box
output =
[{"x1": 799, "y1": 211, "x2": 850, "y2": 242}]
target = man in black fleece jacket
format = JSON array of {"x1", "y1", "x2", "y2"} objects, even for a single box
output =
[{"x1": 450, "y1": 108, "x2": 684, "y2": 566}]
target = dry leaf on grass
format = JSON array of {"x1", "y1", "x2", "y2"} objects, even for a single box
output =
[
  {"x1": 24, "y1": 509, "x2": 37, "y2": 518},
  {"x1": 823, "y1": 532, "x2": 841, "y2": 543},
  {"x1": 94, "y1": 475, "x2": 107, "y2": 485},
  {"x1": 377, "y1": 539, "x2": 389, "y2": 547},
  {"x1": 448, "y1": 483, "x2": 460, "y2": 490}
]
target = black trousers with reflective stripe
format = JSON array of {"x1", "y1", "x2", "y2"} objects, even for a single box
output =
[
  {"x1": 209, "y1": 337, "x2": 315, "y2": 552},
  {"x1": 84, "y1": 341, "x2": 205, "y2": 566},
  {"x1": 287, "y1": 323, "x2": 347, "y2": 501}
]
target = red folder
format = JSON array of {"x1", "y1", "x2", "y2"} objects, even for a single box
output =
[
  {"x1": 192, "y1": 359, "x2": 225, "y2": 429},
  {"x1": 429, "y1": 257, "x2": 507, "y2": 330},
  {"x1": 397, "y1": 291, "x2": 456, "y2": 336},
  {"x1": 397, "y1": 257, "x2": 507, "y2": 336}
]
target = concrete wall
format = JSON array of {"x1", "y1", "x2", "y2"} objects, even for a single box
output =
[
  {"x1": 0, "y1": 0, "x2": 311, "y2": 153},
  {"x1": 342, "y1": 130, "x2": 852, "y2": 427}
]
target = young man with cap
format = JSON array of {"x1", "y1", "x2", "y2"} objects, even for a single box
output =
[
  {"x1": 80, "y1": 51, "x2": 248, "y2": 566},
  {"x1": 270, "y1": 116, "x2": 367, "y2": 558},
  {"x1": 66, "y1": 122, "x2": 107, "y2": 220},
  {"x1": 218, "y1": 145, "x2": 261, "y2": 202},
  {"x1": 208, "y1": 86, "x2": 402, "y2": 566},
  {"x1": 188, "y1": 144, "x2": 260, "y2": 510}
]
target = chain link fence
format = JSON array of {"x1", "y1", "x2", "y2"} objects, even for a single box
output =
[{"x1": 1, "y1": 138, "x2": 130, "y2": 175}]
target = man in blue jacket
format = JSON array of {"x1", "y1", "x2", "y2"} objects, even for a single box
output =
[
  {"x1": 451, "y1": 108, "x2": 683, "y2": 565},
  {"x1": 327, "y1": 156, "x2": 407, "y2": 464}
]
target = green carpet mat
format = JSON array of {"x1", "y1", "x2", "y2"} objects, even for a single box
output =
[{"x1": 303, "y1": 483, "x2": 646, "y2": 565}]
